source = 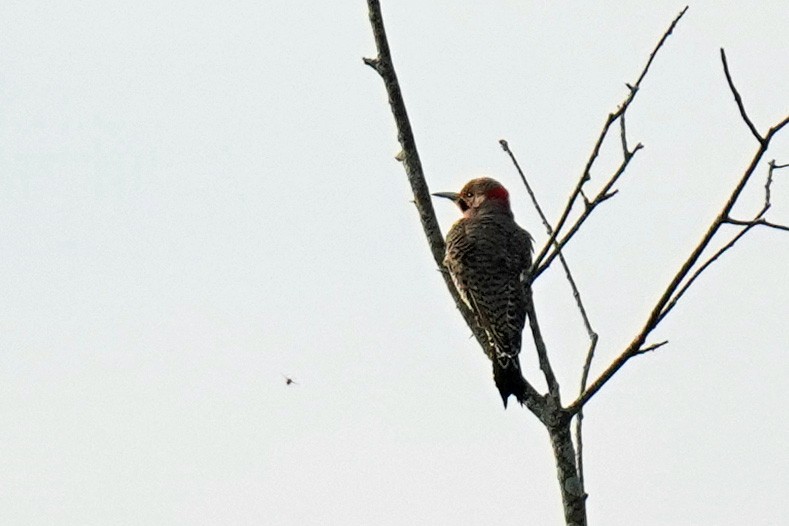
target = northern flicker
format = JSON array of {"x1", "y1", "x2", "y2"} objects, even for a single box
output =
[{"x1": 433, "y1": 177, "x2": 533, "y2": 408}]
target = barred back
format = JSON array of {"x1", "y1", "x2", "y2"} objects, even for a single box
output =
[{"x1": 444, "y1": 212, "x2": 533, "y2": 406}]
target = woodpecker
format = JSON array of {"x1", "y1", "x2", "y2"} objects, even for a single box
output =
[{"x1": 433, "y1": 177, "x2": 533, "y2": 408}]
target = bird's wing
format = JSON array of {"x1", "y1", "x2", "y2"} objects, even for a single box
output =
[{"x1": 444, "y1": 221, "x2": 474, "y2": 310}]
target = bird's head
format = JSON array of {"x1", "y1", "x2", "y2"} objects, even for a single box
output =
[{"x1": 433, "y1": 177, "x2": 512, "y2": 218}]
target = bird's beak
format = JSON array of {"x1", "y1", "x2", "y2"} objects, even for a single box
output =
[{"x1": 432, "y1": 191, "x2": 460, "y2": 202}]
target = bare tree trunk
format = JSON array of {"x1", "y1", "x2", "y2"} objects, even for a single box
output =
[{"x1": 548, "y1": 422, "x2": 587, "y2": 526}]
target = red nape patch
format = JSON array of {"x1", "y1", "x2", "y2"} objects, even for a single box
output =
[{"x1": 487, "y1": 185, "x2": 509, "y2": 202}]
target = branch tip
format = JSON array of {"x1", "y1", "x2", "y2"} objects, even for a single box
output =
[
  {"x1": 600, "y1": 190, "x2": 618, "y2": 202},
  {"x1": 720, "y1": 48, "x2": 764, "y2": 144},
  {"x1": 634, "y1": 340, "x2": 669, "y2": 355},
  {"x1": 532, "y1": 9, "x2": 686, "y2": 277}
]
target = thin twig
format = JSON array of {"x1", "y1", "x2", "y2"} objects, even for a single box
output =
[
  {"x1": 660, "y1": 224, "x2": 756, "y2": 320},
  {"x1": 633, "y1": 6, "x2": 689, "y2": 87},
  {"x1": 499, "y1": 139, "x2": 586, "y2": 400},
  {"x1": 499, "y1": 139, "x2": 598, "y2": 495},
  {"x1": 765, "y1": 160, "x2": 776, "y2": 208},
  {"x1": 567, "y1": 115, "x2": 788, "y2": 415},
  {"x1": 524, "y1": 289, "x2": 561, "y2": 399},
  {"x1": 764, "y1": 160, "x2": 789, "y2": 210},
  {"x1": 498, "y1": 138, "x2": 600, "y2": 342},
  {"x1": 532, "y1": 6, "x2": 689, "y2": 275},
  {"x1": 663, "y1": 158, "x2": 789, "y2": 319},
  {"x1": 533, "y1": 143, "x2": 643, "y2": 279},
  {"x1": 633, "y1": 340, "x2": 669, "y2": 356},
  {"x1": 720, "y1": 49, "x2": 764, "y2": 144},
  {"x1": 573, "y1": 333, "x2": 597, "y2": 499},
  {"x1": 499, "y1": 140, "x2": 551, "y2": 227},
  {"x1": 725, "y1": 218, "x2": 789, "y2": 232},
  {"x1": 620, "y1": 112, "x2": 629, "y2": 154}
]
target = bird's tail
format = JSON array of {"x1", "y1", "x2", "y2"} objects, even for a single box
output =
[{"x1": 492, "y1": 354, "x2": 524, "y2": 409}]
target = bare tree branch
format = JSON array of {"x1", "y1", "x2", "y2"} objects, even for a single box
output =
[
  {"x1": 525, "y1": 289, "x2": 561, "y2": 399},
  {"x1": 573, "y1": 332, "x2": 599, "y2": 498},
  {"x1": 498, "y1": 141, "x2": 598, "y2": 336},
  {"x1": 363, "y1": 0, "x2": 548, "y2": 418},
  {"x1": 619, "y1": 112, "x2": 629, "y2": 154},
  {"x1": 720, "y1": 48, "x2": 764, "y2": 144},
  {"x1": 725, "y1": 218, "x2": 789, "y2": 232},
  {"x1": 533, "y1": 141, "x2": 643, "y2": 280},
  {"x1": 499, "y1": 139, "x2": 567, "y2": 399},
  {"x1": 362, "y1": 4, "x2": 443, "y2": 270},
  {"x1": 498, "y1": 140, "x2": 550, "y2": 235},
  {"x1": 499, "y1": 139, "x2": 600, "y2": 493},
  {"x1": 566, "y1": 48, "x2": 789, "y2": 414},
  {"x1": 567, "y1": 112, "x2": 789, "y2": 416},
  {"x1": 531, "y1": 6, "x2": 689, "y2": 278},
  {"x1": 726, "y1": 159, "x2": 789, "y2": 232},
  {"x1": 633, "y1": 340, "x2": 669, "y2": 356},
  {"x1": 498, "y1": 140, "x2": 599, "y2": 343},
  {"x1": 660, "y1": 223, "x2": 755, "y2": 320},
  {"x1": 662, "y1": 158, "x2": 789, "y2": 318}
]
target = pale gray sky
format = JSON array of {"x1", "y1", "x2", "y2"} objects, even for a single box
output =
[{"x1": 1, "y1": 1, "x2": 787, "y2": 525}]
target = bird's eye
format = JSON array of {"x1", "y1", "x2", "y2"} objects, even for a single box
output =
[{"x1": 464, "y1": 191, "x2": 473, "y2": 198}]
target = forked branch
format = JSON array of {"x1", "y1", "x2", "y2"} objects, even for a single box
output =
[
  {"x1": 567, "y1": 51, "x2": 789, "y2": 415},
  {"x1": 663, "y1": 160, "x2": 789, "y2": 319},
  {"x1": 531, "y1": 6, "x2": 689, "y2": 279}
]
